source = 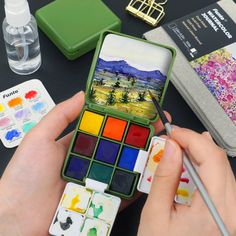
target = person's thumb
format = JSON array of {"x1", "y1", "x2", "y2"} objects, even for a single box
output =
[
  {"x1": 30, "y1": 91, "x2": 85, "y2": 140},
  {"x1": 146, "y1": 139, "x2": 183, "y2": 216}
]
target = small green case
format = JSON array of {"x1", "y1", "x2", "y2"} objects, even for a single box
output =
[{"x1": 35, "y1": 0, "x2": 121, "y2": 60}]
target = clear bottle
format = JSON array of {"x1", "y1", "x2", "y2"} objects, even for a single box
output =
[{"x1": 2, "y1": 0, "x2": 41, "y2": 75}]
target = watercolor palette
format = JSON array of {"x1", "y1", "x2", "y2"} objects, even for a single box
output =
[
  {"x1": 49, "y1": 182, "x2": 120, "y2": 236},
  {"x1": 135, "y1": 137, "x2": 196, "y2": 205},
  {"x1": 51, "y1": 32, "x2": 175, "y2": 235},
  {"x1": 62, "y1": 109, "x2": 152, "y2": 198},
  {"x1": 0, "y1": 79, "x2": 55, "y2": 148},
  {"x1": 62, "y1": 32, "x2": 175, "y2": 199}
]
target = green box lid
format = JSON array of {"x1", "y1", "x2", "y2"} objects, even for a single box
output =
[
  {"x1": 35, "y1": 0, "x2": 121, "y2": 60},
  {"x1": 85, "y1": 31, "x2": 176, "y2": 125}
]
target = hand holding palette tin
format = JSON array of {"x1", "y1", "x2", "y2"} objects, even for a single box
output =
[
  {"x1": 0, "y1": 79, "x2": 55, "y2": 148},
  {"x1": 62, "y1": 31, "x2": 176, "y2": 201}
]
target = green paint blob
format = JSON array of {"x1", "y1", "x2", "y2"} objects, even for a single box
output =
[
  {"x1": 22, "y1": 121, "x2": 37, "y2": 133},
  {"x1": 88, "y1": 227, "x2": 97, "y2": 236},
  {"x1": 91, "y1": 203, "x2": 103, "y2": 218}
]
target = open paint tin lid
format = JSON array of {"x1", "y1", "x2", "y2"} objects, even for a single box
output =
[{"x1": 85, "y1": 31, "x2": 176, "y2": 125}]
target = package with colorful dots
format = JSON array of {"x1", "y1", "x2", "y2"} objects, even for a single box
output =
[{"x1": 0, "y1": 79, "x2": 55, "y2": 148}]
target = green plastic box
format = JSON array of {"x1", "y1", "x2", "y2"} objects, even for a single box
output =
[
  {"x1": 35, "y1": 0, "x2": 121, "y2": 60},
  {"x1": 62, "y1": 31, "x2": 176, "y2": 199}
]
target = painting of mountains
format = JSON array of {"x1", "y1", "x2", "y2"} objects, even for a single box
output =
[{"x1": 89, "y1": 34, "x2": 172, "y2": 119}]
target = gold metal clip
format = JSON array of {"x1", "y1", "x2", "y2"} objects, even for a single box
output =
[{"x1": 126, "y1": 0, "x2": 167, "y2": 27}]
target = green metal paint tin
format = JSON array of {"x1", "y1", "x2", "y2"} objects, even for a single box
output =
[{"x1": 35, "y1": 0, "x2": 121, "y2": 60}]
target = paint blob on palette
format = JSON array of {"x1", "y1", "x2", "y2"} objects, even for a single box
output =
[
  {"x1": 63, "y1": 109, "x2": 152, "y2": 198},
  {"x1": 0, "y1": 79, "x2": 55, "y2": 148},
  {"x1": 136, "y1": 137, "x2": 195, "y2": 205},
  {"x1": 49, "y1": 182, "x2": 120, "y2": 236}
]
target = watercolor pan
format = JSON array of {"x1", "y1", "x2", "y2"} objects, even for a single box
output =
[
  {"x1": 49, "y1": 182, "x2": 120, "y2": 236},
  {"x1": 62, "y1": 32, "x2": 175, "y2": 199},
  {"x1": 73, "y1": 133, "x2": 98, "y2": 158},
  {"x1": 135, "y1": 137, "x2": 196, "y2": 205},
  {"x1": 0, "y1": 79, "x2": 55, "y2": 148},
  {"x1": 102, "y1": 117, "x2": 127, "y2": 141}
]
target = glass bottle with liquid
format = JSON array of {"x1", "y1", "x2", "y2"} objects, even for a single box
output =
[{"x1": 2, "y1": 0, "x2": 41, "y2": 75}]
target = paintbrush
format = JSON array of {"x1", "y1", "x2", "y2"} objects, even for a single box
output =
[{"x1": 148, "y1": 90, "x2": 229, "y2": 236}]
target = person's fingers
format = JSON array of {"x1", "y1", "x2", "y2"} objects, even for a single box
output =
[
  {"x1": 202, "y1": 131, "x2": 213, "y2": 141},
  {"x1": 57, "y1": 131, "x2": 74, "y2": 150},
  {"x1": 171, "y1": 127, "x2": 228, "y2": 205},
  {"x1": 159, "y1": 134, "x2": 169, "y2": 140},
  {"x1": 152, "y1": 111, "x2": 172, "y2": 134},
  {"x1": 32, "y1": 91, "x2": 85, "y2": 140},
  {"x1": 145, "y1": 139, "x2": 183, "y2": 217}
]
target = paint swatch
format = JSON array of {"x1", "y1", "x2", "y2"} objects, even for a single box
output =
[
  {"x1": 8, "y1": 97, "x2": 23, "y2": 108},
  {"x1": 137, "y1": 137, "x2": 195, "y2": 205},
  {"x1": 0, "y1": 79, "x2": 55, "y2": 148},
  {"x1": 49, "y1": 182, "x2": 120, "y2": 236},
  {"x1": 0, "y1": 104, "x2": 5, "y2": 113},
  {"x1": 25, "y1": 90, "x2": 38, "y2": 99},
  {"x1": 81, "y1": 218, "x2": 109, "y2": 236},
  {"x1": 0, "y1": 117, "x2": 11, "y2": 128},
  {"x1": 22, "y1": 121, "x2": 37, "y2": 133},
  {"x1": 5, "y1": 129, "x2": 21, "y2": 141},
  {"x1": 15, "y1": 108, "x2": 31, "y2": 120},
  {"x1": 51, "y1": 208, "x2": 84, "y2": 235},
  {"x1": 63, "y1": 109, "x2": 152, "y2": 198}
]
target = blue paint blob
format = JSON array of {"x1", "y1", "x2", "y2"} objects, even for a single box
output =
[
  {"x1": 65, "y1": 156, "x2": 90, "y2": 180},
  {"x1": 32, "y1": 102, "x2": 45, "y2": 112},
  {"x1": 95, "y1": 139, "x2": 120, "y2": 164},
  {"x1": 5, "y1": 129, "x2": 21, "y2": 141},
  {"x1": 118, "y1": 146, "x2": 139, "y2": 171}
]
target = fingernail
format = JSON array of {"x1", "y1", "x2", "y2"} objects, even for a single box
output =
[
  {"x1": 74, "y1": 91, "x2": 84, "y2": 98},
  {"x1": 163, "y1": 140, "x2": 177, "y2": 159},
  {"x1": 170, "y1": 125, "x2": 181, "y2": 136},
  {"x1": 172, "y1": 125, "x2": 180, "y2": 130}
]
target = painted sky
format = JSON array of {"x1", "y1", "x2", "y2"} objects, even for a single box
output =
[{"x1": 99, "y1": 34, "x2": 173, "y2": 75}]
